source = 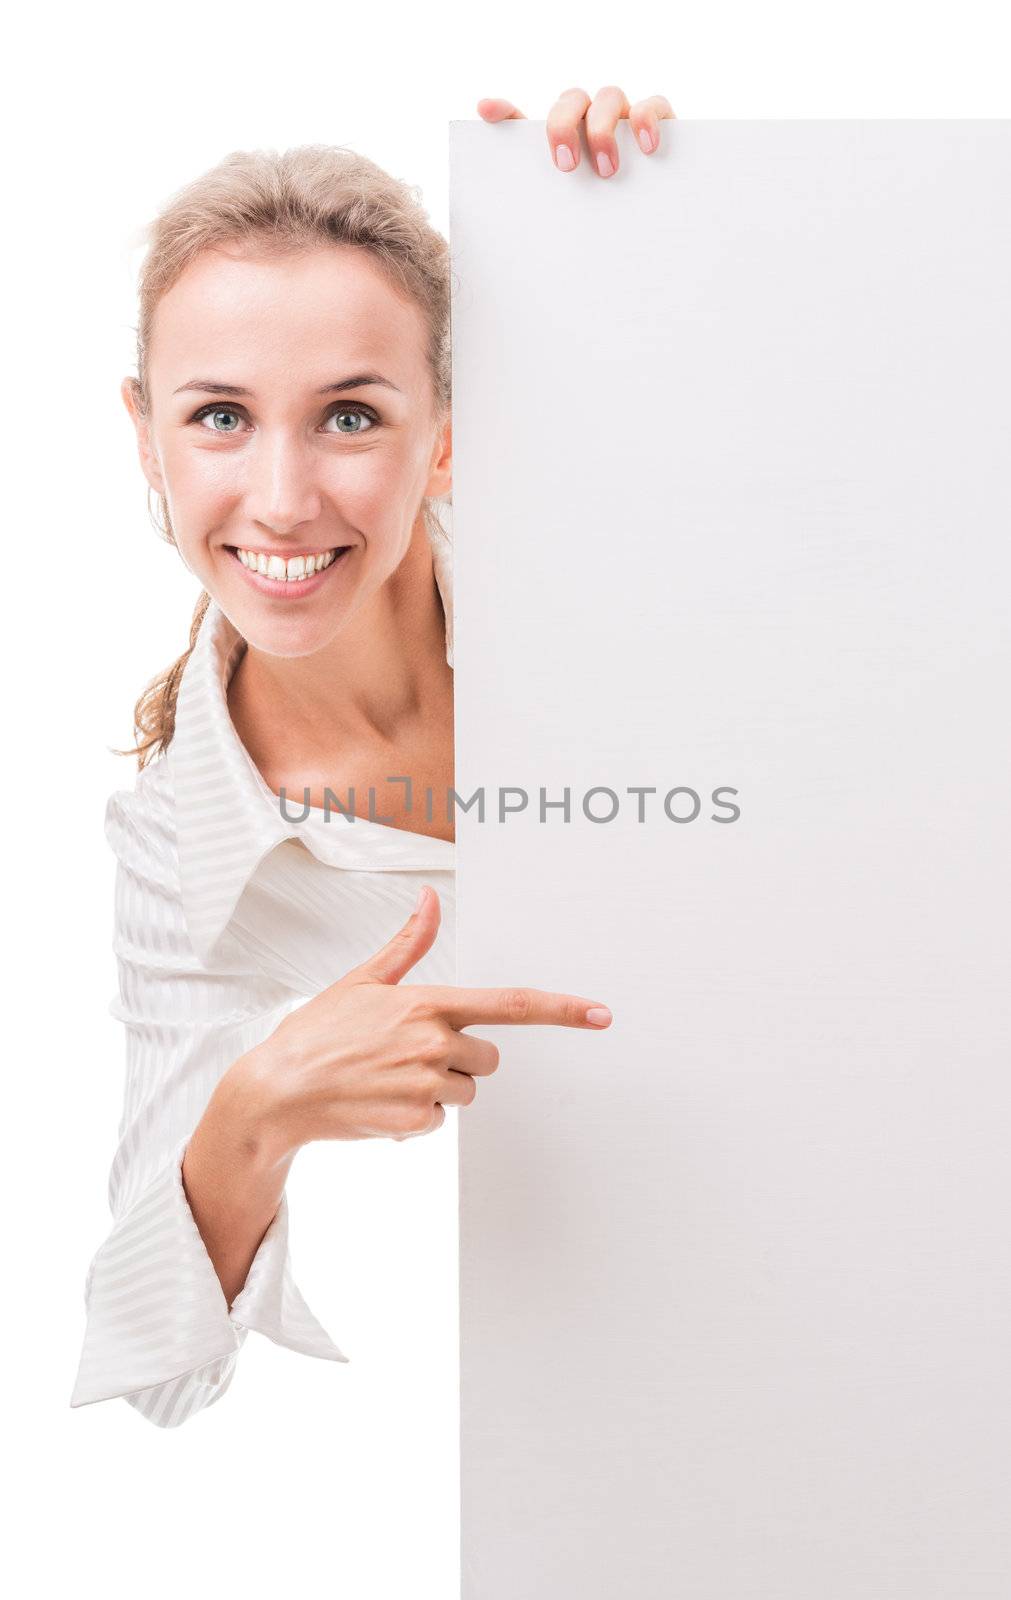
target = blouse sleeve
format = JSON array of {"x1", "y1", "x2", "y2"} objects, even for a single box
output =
[{"x1": 69, "y1": 785, "x2": 348, "y2": 1429}]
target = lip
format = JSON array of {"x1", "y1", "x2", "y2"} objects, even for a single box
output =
[{"x1": 226, "y1": 545, "x2": 353, "y2": 599}]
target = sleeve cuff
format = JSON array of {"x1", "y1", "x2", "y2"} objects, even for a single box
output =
[
  {"x1": 70, "y1": 1135, "x2": 347, "y2": 1411},
  {"x1": 227, "y1": 1174, "x2": 349, "y2": 1364}
]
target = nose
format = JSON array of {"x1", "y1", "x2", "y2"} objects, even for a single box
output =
[{"x1": 243, "y1": 428, "x2": 323, "y2": 536}]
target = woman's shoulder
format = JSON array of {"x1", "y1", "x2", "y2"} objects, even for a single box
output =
[
  {"x1": 104, "y1": 750, "x2": 299, "y2": 995},
  {"x1": 104, "y1": 752, "x2": 180, "y2": 882}
]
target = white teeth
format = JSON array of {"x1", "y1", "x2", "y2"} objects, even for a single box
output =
[{"x1": 234, "y1": 547, "x2": 339, "y2": 581}]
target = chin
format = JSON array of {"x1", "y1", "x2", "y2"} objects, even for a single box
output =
[
  {"x1": 226, "y1": 602, "x2": 349, "y2": 658},
  {"x1": 210, "y1": 541, "x2": 363, "y2": 652}
]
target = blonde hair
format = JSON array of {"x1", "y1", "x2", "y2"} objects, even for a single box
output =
[{"x1": 118, "y1": 143, "x2": 452, "y2": 769}]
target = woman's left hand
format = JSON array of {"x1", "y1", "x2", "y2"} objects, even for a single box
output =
[{"x1": 477, "y1": 86, "x2": 675, "y2": 179}]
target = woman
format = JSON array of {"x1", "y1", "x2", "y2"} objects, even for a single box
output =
[{"x1": 69, "y1": 86, "x2": 674, "y2": 1429}]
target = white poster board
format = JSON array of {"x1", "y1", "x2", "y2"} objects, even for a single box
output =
[{"x1": 450, "y1": 119, "x2": 1011, "y2": 1597}]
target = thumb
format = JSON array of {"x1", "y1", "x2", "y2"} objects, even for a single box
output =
[{"x1": 341, "y1": 884, "x2": 442, "y2": 986}]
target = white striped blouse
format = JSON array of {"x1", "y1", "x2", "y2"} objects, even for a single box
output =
[{"x1": 69, "y1": 523, "x2": 456, "y2": 1428}]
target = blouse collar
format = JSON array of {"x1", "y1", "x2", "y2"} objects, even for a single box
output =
[{"x1": 170, "y1": 510, "x2": 455, "y2": 966}]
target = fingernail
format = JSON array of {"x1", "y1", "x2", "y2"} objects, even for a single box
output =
[
  {"x1": 555, "y1": 143, "x2": 575, "y2": 171},
  {"x1": 596, "y1": 152, "x2": 614, "y2": 178},
  {"x1": 414, "y1": 885, "x2": 428, "y2": 913},
  {"x1": 585, "y1": 1006, "x2": 612, "y2": 1026},
  {"x1": 638, "y1": 127, "x2": 655, "y2": 154}
]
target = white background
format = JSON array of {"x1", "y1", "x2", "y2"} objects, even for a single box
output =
[{"x1": 4, "y1": 3, "x2": 1009, "y2": 1597}]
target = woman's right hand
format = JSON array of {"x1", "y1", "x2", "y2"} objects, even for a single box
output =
[{"x1": 228, "y1": 885, "x2": 613, "y2": 1157}]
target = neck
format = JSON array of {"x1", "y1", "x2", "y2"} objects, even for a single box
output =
[{"x1": 227, "y1": 512, "x2": 451, "y2": 775}]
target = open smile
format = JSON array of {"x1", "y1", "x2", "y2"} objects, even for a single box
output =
[{"x1": 226, "y1": 543, "x2": 353, "y2": 597}]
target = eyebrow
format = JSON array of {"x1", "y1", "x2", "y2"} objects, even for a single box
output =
[{"x1": 172, "y1": 374, "x2": 403, "y2": 397}]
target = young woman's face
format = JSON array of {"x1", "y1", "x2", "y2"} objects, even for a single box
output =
[{"x1": 126, "y1": 243, "x2": 451, "y2": 656}]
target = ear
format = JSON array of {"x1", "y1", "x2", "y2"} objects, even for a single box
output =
[
  {"x1": 121, "y1": 377, "x2": 166, "y2": 497},
  {"x1": 425, "y1": 412, "x2": 452, "y2": 498}
]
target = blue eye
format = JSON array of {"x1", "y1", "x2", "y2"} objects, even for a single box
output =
[
  {"x1": 194, "y1": 407, "x2": 243, "y2": 433},
  {"x1": 323, "y1": 407, "x2": 376, "y2": 434}
]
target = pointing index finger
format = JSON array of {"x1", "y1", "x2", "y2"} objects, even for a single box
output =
[{"x1": 423, "y1": 985, "x2": 612, "y2": 1030}]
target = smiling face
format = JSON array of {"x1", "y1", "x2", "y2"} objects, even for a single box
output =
[{"x1": 124, "y1": 242, "x2": 452, "y2": 656}]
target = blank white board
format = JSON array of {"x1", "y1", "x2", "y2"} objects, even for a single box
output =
[{"x1": 449, "y1": 120, "x2": 1011, "y2": 1598}]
